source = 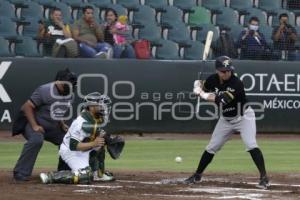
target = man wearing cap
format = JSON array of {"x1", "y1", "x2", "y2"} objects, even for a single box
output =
[
  {"x1": 12, "y1": 68, "x2": 77, "y2": 182},
  {"x1": 184, "y1": 56, "x2": 269, "y2": 189}
]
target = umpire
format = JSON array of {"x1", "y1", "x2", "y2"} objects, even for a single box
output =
[{"x1": 12, "y1": 68, "x2": 77, "y2": 181}]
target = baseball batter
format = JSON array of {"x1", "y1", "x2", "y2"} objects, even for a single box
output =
[
  {"x1": 185, "y1": 56, "x2": 269, "y2": 189},
  {"x1": 39, "y1": 92, "x2": 114, "y2": 184}
]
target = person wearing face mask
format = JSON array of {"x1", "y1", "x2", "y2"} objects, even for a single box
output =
[
  {"x1": 237, "y1": 17, "x2": 269, "y2": 60},
  {"x1": 272, "y1": 13, "x2": 298, "y2": 60},
  {"x1": 12, "y1": 68, "x2": 77, "y2": 182}
]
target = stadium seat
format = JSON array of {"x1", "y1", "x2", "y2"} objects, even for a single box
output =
[
  {"x1": 294, "y1": 26, "x2": 300, "y2": 49},
  {"x1": 243, "y1": 8, "x2": 267, "y2": 26},
  {"x1": 0, "y1": 1, "x2": 16, "y2": 19},
  {"x1": 155, "y1": 39, "x2": 180, "y2": 60},
  {"x1": 105, "y1": 4, "x2": 127, "y2": 16},
  {"x1": 187, "y1": 6, "x2": 211, "y2": 27},
  {"x1": 194, "y1": 24, "x2": 219, "y2": 44},
  {"x1": 173, "y1": 0, "x2": 197, "y2": 13},
  {"x1": 228, "y1": 24, "x2": 244, "y2": 44},
  {"x1": 22, "y1": 19, "x2": 40, "y2": 38},
  {"x1": 49, "y1": 2, "x2": 72, "y2": 23},
  {"x1": 167, "y1": 22, "x2": 192, "y2": 46},
  {"x1": 160, "y1": 6, "x2": 183, "y2": 27},
  {"x1": 0, "y1": 17, "x2": 18, "y2": 40},
  {"x1": 60, "y1": 0, "x2": 83, "y2": 8},
  {"x1": 271, "y1": 9, "x2": 295, "y2": 27},
  {"x1": 15, "y1": 36, "x2": 41, "y2": 57},
  {"x1": 144, "y1": 0, "x2": 168, "y2": 11},
  {"x1": 201, "y1": 0, "x2": 225, "y2": 12},
  {"x1": 20, "y1": 1, "x2": 43, "y2": 21},
  {"x1": 138, "y1": 23, "x2": 162, "y2": 43},
  {"x1": 229, "y1": 0, "x2": 253, "y2": 13},
  {"x1": 183, "y1": 41, "x2": 205, "y2": 60},
  {"x1": 31, "y1": 0, "x2": 54, "y2": 7},
  {"x1": 132, "y1": 5, "x2": 156, "y2": 26},
  {"x1": 215, "y1": 7, "x2": 239, "y2": 30},
  {"x1": 87, "y1": 0, "x2": 112, "y2": 9},
  {"x1": 259, "y1": 25, "x2": 273, "y2": 47},
  {"x1": 0, "y1": 37, "x2": 13, "y2": 57},
  {"x1": 258, "y1": 0, "x2": 282, "y2": 13},
  {"x1": 116, "y1": 0, "x2": 140, "y2": 10}
]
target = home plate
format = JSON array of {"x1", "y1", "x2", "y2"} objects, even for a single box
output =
[{"x1": 77, "y1": 184, "x2": 123, "y2": 189}]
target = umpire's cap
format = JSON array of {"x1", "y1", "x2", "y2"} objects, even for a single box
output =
[
  {"x1": 55, "y1": 68, "x2": 77, "y2": 86},
  {"x1": 215, "y1": 56, "x2": 235, "y2": 72}
]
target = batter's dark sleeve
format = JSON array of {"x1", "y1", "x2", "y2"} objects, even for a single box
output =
[{"x1": 203, "y1": 76, "x2": 215, "y2": 92}]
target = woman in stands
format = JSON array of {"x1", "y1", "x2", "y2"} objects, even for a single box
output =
[{"x1": 103, "y1": 9, "x2": 136, "y2": 59}]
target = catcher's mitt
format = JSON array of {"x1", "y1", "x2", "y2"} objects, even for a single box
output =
[{"x1": 106, "y1": 135, "x2": 125, "y2": 159}]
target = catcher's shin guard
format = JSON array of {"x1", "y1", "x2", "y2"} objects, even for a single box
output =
[{"x1": 45, "y1": 167, "x2": 93, "y2": 184}]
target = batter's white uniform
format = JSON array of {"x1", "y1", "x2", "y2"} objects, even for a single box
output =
[{"x1": 59, "y1": 115, "x2": 92, "y2": 172}]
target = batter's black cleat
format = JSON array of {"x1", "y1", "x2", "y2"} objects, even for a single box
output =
[
  {"x1": 256, "y1": 176, "x2": 270, "y2": 189},
  {"x1": 184, "y1": 173, "x2": 202, "y2": 184}
]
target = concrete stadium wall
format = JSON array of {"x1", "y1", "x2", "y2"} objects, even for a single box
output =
[{"x1": 0, "y1": 58, "x2": 299, "y2": 133}]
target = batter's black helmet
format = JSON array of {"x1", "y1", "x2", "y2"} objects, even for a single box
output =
[{"x1": 215, "y1": 56, "x2": 235, "y2": 72}]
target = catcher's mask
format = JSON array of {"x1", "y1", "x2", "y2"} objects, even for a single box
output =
[
  {"x1": 55, "y1": 68, "x2": 77, "y2": 96},
  {"x1": 84, "y1": 92, "x2": 111, "y2": 120}
]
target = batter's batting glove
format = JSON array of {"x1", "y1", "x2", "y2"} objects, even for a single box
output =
[{"x1": 220, "y1": 91, "x2": 235, "y2": 105}]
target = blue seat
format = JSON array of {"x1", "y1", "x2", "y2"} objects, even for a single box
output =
[
  {"x1": 0, "y1": 37, "x2": 13, "y2": 57},
  {"x1": 15, "y1": 36, "x2": 41, "y2": 57},
  {"x1": 138, "y1": 23, "x2": 162, "y2": 43},
  {"x1": 194, "y1": 24, "x2": 219, "y2": 44},
  {"x1": 116, "y1": 0, "x2": 140, "y2": 10},
  {"x1": 173, "y1": 0, "x2": 197, "y2": 13},
  {"x1": 155, "y1": 39, "x2": 180, "y2": 60},
  {"x1": 0, "y1": 1, "x2": 16, "y2": 19},
  {"x1": 229, "y1": 0, "x2": 253, "y2": 12},
  {"x1": 259, "y1": 25, "x2": 273, "y2": 47},
  {"x1": 215, "y1": 7, "x2": 239, "y2": 30},
  {"x1": 132, "y1": 5, "x2": 156, "y2": 26},
  {"x1": 22, "y1": 19, "x2": 40, "y2": 38},
  {"x1": 20, "y1": 1, "x2": 43, "y2": 21},
  {"x1": 144, "y1": 0, "x2": 168, "y2": 11},
  {"x1": 160, "y1": 6, "x2": 183, "y2": 27},
  {"x1": 87, "y1": 0, "x2": 112, "y2": 9},
  {"x1": 228, "y1": 24, "x2": 244, "y2": 44},
  {"x1": 167, "y1": 22, "x2": 191, "y2": 46},
  {"x1": 258, "y1": 0, "x2": 282, "y2": 13},
  {"x1": 0, "y1": 17, "x2": 18, "y2": 39},
  {"x1": 184, "y1": 41, "x2": 205, "y2": 60},
  {"x1": 201, "y1": 0, "x2": 225, "y2": 12}
]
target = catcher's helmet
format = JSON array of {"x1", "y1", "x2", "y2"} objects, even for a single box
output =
[
  {"x1": 55, "y1": 68, "x2": 77, "y2": 86},
  {"x1": 215, "y1": 56, "x2": 235, "y2": 72}
]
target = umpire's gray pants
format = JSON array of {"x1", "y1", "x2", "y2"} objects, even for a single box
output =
[
  {"x1": 13, "y1": 121, "x2": 64, "y2": 178},
  {"x1": 206, "y1": 107, "x2": 258, "y2": 154}
]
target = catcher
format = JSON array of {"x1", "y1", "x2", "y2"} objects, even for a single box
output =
[{"x1": 39, "y1": 92, "x2": 125, "y2": 184}]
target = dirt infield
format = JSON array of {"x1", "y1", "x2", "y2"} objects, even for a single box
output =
[{"x1": 1, "y1": 170, "x2": 300, "y2": 200}]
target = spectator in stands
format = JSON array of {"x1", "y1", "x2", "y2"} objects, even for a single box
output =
[
  {"x1": 38, "y1": 8, "x2": 78, "y2": 57},
  {"x1": 272, "y1": 13, "x2": 298, "y2": 60},
  {"x1": 72, "y1": 6, "x2": 112, "y2": 58},
  {"x1": 237, "y1": 17, "x2": 270, "y2": 60},
  {"x1": 103, "y1": 9, "x2": 136, "y2": 59}
]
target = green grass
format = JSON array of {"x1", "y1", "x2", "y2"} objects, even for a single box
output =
[{"x1": 1, "y1": 139, "x2": 299, "y2": 173}]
